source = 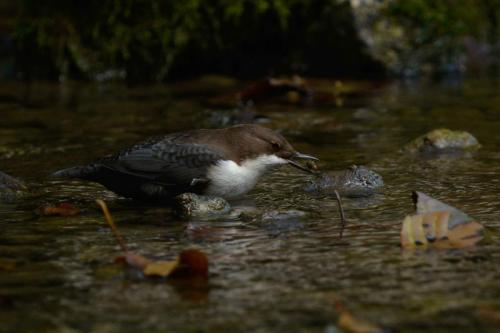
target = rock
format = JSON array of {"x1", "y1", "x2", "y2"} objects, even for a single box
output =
[
  {"x1": 260, "y1": 210, "x2": 306, "y2": 236},
  {"x1": 404, "y1": 128, "x2": 481, "y2": 153},
  {"x1": 0, "y1": 171, "x2": 27, "y2": 202},
  {"x1": 174, "y1": 193, "x2": 231, "y2": 219},
  {"x1": 351, "y1": 1, "x2": 499, "y2": 76},
  {"x1": 207, "y1": 107, "x2": 269, "y2": 128},
  {"x1": 261, "y1": 210, "x2": 307, "y2": 221},
  {"x1": 305, "y1": 165, "x2": 383, "y2": 198}
]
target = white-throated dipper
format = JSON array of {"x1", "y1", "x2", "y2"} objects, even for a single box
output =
[{"x1": 53, "y1": 124, "x2": 317, "y2": 201}]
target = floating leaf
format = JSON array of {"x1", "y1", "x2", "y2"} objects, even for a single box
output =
[
  {"x1": 334, "y1": 299, "x2": 385, "y2": 333},
  {"x1": 143, "y1": 260, "x2": 179, "y2": 277},
  {"x1": 401, "y1": 192, "x2": 484, "y2": 249},
  {"x1": 170, "y1": 249, "x2": 209, "y2": 279},
  {"x1": 476, "y1": 306, "x2": 500, "y2": 323},
  {"x1": 96, "y1": 200, "x2": 209, "y2": 279},
  {"x1": 37, "y1": 203, "x2": 80, "y2": 217},
  {"x1": 0, "y1": 259, "x2": 16, "y2": 271},
  {"x1": 236, "y1": 76, "x2": 311, "y2": 104},
  {"x1": 338, "y1": 311, "x2": 384, "y2": 333}
]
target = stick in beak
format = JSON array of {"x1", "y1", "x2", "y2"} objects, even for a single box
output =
[{"x1": 287, "y1": 152, "x2": 318, "y2": 173}]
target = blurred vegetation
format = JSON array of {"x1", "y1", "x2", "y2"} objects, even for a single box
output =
[
  {"x1": 0, "y1": 0, "x2": 499, "y2": 82},
  {"x1": 9, "y1": 0, "x2": 383, "y2": 82},
  {"x1": 383, "y1": 0, "x2": 500, "y2": 74},
  {"x1": 387, "y1": 0, "x2": 499, "y2": 44}
]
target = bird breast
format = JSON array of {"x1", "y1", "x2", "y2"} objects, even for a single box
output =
[{"x1": 205, "y1": 154, "x2": 287, "y2": 199}]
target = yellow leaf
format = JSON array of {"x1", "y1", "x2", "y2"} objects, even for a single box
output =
[
  {"x1": 401, "y1": 211, "x2": 483, "y2": 249},
  {"x1": 338, "y1": 311, "x2": 383, "y2": 333},
  {"x1": 143, "y1": 260, "x2": 179, "y2": 277}
]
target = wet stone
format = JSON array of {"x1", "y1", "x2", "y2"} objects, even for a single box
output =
[
  {"x1": 260, "y1": 210, "x2": 306, "y2": 236},
  {"x1": 305, "y1": 165, "x2": 384, "y2": 198},
  {"x1": 404, "y1": 128, "x2": 481, "y2": 154},
  {"x1": 261, "y1": 210, "x2": 307, "y2": 221},
  {"x1": 207, "y1": 106, "x2": 269, "y2": 128},
  {"x1": 174, "y1": 193, "x2": 231, "y2": 219},
  {"x1": 0, "y1": 171, "x2": 28, "y2": 202}
]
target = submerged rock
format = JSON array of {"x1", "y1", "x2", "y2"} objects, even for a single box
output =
[
  {"x1": 306, "y1": 165, "x2": 383, "y2": 198},
  {"x1": 174, "y1": 193, "x2": 231, "y2": 219},
  {"x1": 208, "y1": 107, "x2": 269, "y2": 127},
  {"x1": 351, "y1": 1, "x2": 499, "y2": 76},
  {"x1": 261, "y1": 210, "x2": 307, "y2": 221},
  {"x1": 404, "y1": 128, "x2": 481, "y2": 154},
  {"x1": 260, "y1": 210, "x2": 306, "y2": 235},
  {"x1": 0, "y1": 171, "x2": 27, "y2": 202}
]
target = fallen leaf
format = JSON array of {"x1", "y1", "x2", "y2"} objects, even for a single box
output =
[
  {"x1": 476, "y1": 306, "x2": 500, "y2": 322},
  {"x1": 0, "y1": 259, "x2": 16, "y2": 271},
  {"x1": 143, "y1": 260, "x2": 179, "y2": 277},
  {"x1": 37, "y1": 203, "x2": 80, "y2": 217},
  {"x1": 170, "y1": 249, "x2": 209, "y2": 279},
  {"x1": 96, "y1": 199, "x2": 209, "y2": 279},
  {"x1": 237, "y1": 76, "x2": 311, "y2": 104},
  {"x1": 334, "y1": 299, "x2": 384, "y2": 333},
  {"x1": 119, "y1": 250, "x2": 208, "y2": 279},
  {"x1": 338, "y1": 311, "x2": 384, "y2": 333},
  {"x1": 401, "y1": 192, "x2": 484, "y2": 249}
]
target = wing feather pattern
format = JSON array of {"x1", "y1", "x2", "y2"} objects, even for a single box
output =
[{"x1": 98, "y1": 137, "x2": 225, "y2": 187}]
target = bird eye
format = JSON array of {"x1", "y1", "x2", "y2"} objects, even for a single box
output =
[{"x1": 271, "y1": 142, "x2": 281, "y2": 150}]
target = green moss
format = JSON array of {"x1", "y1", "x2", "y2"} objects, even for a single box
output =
[
  {"x1": 405, "y1": 128, "x2": 482, "y2": 153},
  {"x1": 10, "y1": 0, "x2": 384, "y2": 82}
]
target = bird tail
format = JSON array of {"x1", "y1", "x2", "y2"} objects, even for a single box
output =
[{"x1": 52, "y1": 164, "x2": 101, "y2": 180}]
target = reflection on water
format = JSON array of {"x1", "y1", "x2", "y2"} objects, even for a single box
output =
[{"x1": 1, "y1": 79, "x2": 500, "y2": 332}]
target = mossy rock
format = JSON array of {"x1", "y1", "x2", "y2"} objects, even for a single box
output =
[
  {"x1": 305, "y1": 165, "x2": 384, "y2": 198},
  {"x1": 404, "y1": 129, "x2": 481, "y2": 153},
  {"x1": 174, "y1": 193, "x2": 231, "y2": 219},
  {"x1": 0, "y1": 171, "x2": 28, "y2": 202}
]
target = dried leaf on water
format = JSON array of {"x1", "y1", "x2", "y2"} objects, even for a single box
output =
[
  {"x1": 0, "y1": 259, "x2": 17, "y2": 271},
  {"x1": 401, "y1": 192, "x2": 484, "y2": 249},
  {"x1": 476, "y1": 306, "x2": 500, "y2": 323},
  {"x1": 338, "y1": 311, "x2": 384, "y2": 333},
  {"x1": 96, "y1": 199, "x2": 208, "y2": 279},
  {"x1": 236, "y1": 76, "x2": 311, "y2": 104},
  {"x1": 37, "y1": 203, "x2": 80, "y2": 217},
  {"x1": 334, "y1": 300, "x2": 385, "y2": 333}
]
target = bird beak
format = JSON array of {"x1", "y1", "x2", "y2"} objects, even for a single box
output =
[
  {"x1": 293, "y1": 152, "x2": 318, "y2": 161},
  {"x1": 287, "y1": 152, "x2": 318, "y2": 173}
]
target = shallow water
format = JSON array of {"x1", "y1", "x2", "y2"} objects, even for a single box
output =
[{"x1": 1, "y1": 78, "x2": 500, "y2": 333}]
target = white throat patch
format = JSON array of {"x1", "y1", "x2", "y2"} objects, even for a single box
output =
[{"x1": 205, "y1": 154, "x2": 287, "y2": 199}]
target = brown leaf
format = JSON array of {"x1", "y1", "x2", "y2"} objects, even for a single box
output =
[
  {"x1": 331, "y1": 297, "x2": 385, "y2": 333},
  {"x1": 401, "y1": 192, "x2": 484, "y2": 249},
  {"x1": 0, "y1": 259, "x2": 16, "y2": 271},
  {"x1": 118, "y1": 250, "x2": 209, "y2": 279},
  {"x1": 97, "y1": 200, "x2": 209, "y2": 280},
  {"x1": 170, "y1": 249, "x2": 209, "y2": 279},
  {"x1": 476, "y1": 306, "x2": 500, "y2": 322},
  {"x1": 37, "y1": 203, "x2": 80, "y2": 217},
  {"x1": 338, "y1": 311, "x2": 384, "y2": 333},
  {"x1": 237, "y1": 77, "x2": 311, "y2": 104}
]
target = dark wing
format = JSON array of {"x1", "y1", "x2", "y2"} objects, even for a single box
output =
[{"x1": 99, "y1": 137, "x2": 226, "y2": 187}]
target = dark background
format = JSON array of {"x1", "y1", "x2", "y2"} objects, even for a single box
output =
[{"x1": 0, "y1": 0, "x2": 499, "y2": 83}]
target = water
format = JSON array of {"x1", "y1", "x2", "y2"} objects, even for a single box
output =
[{"x1": 1, "y1": 78, "x2": 500, "y2": 333}]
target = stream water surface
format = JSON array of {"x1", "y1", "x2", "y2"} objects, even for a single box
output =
[{"x1": 1, "y1": 78, "x2": 500, "y2": 333}]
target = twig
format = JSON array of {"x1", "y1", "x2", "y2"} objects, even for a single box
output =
[
  {"x1": 96, "y1": 199, "x2": 128, "y2": 252},
  {"x1": 334, "y1": 190, "x2": 347, "y2": 238}
]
